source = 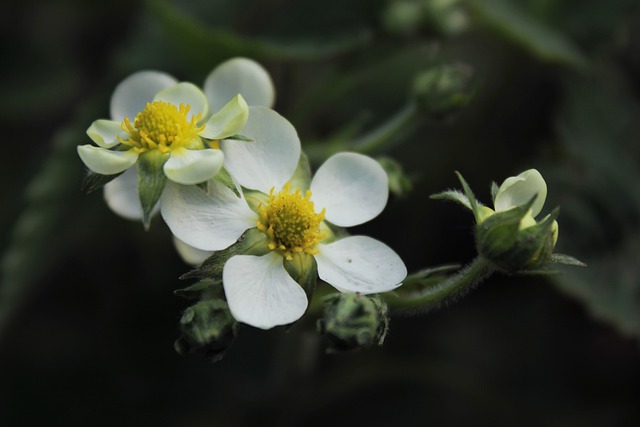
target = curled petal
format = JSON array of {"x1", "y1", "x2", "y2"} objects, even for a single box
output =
[
  {"x1": 494, "y1": 169, "x2": 547, "y2": 217},
  {"x1": 204, "y1": 57, "x2": 275, "y2": 110},
  {"x1": 103, "y1": 168, "x2": 151, "y2": 220},
  {"x1": 223, "y1": 253, "x2": 308, "y2": 329},
  {"x1": 86, "y1": 119, "x2": 124, "y2": 149},
  {"x1": 315, "y1": 236, "x2": 406, "y2": 294},
  {"x1": 161, "y1": 180, "x2": 257, "y2": 251},
  {"x1": 173, "y1": 236, "x2": 214, "y2": 266},
  {"x1": 311, "y1": 152, "x2": 388, "y2": 227},
  {"x1": 154, "y1": 82, "x2": 209, "y2": 121},
  {"x1": 163, "y1": 147, "x2": 224, "y2": 185},
  {"x1": 199, "y1": 94, "x2": 249, "y2": 140},
  {"x1": 221, "y1": 106, "x2": 300, "y2": 193},
  {"x1": 77, "y1": 145, "x2": 138, "y2": 175},
  {"x1": 110, "y1": 71, "x2": 177, "y2": 121}
]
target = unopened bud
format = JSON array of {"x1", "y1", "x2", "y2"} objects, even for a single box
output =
[
  {"x1": 476, "y1": 201, "x2": 559, "y2": 272},
  {"x1": 175, "y1": 299, "x2": 238, "y2": 362},
  {"x1": 317, "y1": 293, "x2": 389, "y2": 353},
  {"x1": 412, "y1": 63, "x2": 475, "y2": 119}
]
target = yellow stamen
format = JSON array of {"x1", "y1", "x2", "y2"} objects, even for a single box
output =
[
  {"x1": 119, "y1": 101, "x2": 204, "y2": 153},
  {"x1": 256, "y1": 183, "x2": 326, "y2": 260}
]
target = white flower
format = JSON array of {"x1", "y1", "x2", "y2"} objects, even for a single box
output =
[
  {"x1": 161, "y1": 118, "x2": 407, "y2": 329},
  {"x1": 79, "y1": 57, "x2": 275, "y2": 220}
]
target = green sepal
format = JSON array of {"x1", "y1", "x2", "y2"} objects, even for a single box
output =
[
  {"x1": 490, "y1": 181, "x2": 499, "y2": 203},
  {"x1": 174, "y1": 299, "x2": 238, "y2": 362},
  {"x1": 137, "y1": 150, "x2": 170, "y2": 230},
  {"x1": 181, "y1": 228, "x2": 269, "y2": 283},
  {"x1": 224, "y1": 134, "x2": 254, "y2": 142},
  {"x1": 455, "y1": 171, "x2": 481, "y2": 221},
  {"x1": 81, "y1": 170, "x2": 123, "y2": 194},
  {"x1": 317, "y1": 293, "x2": 389, "y2": 353},
  {"x1": 283, "y1": 253, "x2": 318, "y2": 302},
  {"x1": 549, "y1": 253, "x2": 587, "y2": 267},
  {"x1": 430, "y1": 189, "x2": 473, "y2": 211},
  {"x1": 213, "y1": 166, "x2": 240, "y2": 197},
  {"x1": 288, "y1": 152, "x2": 312, "y2": 192},
  {"x1": 377, "y1": 156, "x2": 412, "y2": 197},
  {"x1": 174, "y1": 279, "x2": 217, "y2": 299},
  {"x1": 477, "y1": 199, "x2": 560, "y2": 272}
]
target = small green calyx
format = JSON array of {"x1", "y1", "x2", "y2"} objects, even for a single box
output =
[
  {"x1": 317, "y1": 293, "x2": 389, "y2": 353},
  {"x1": 412, "y1": 63, "x2": 475, "y2": 119},
  {"x1": 137, "y1": 150, "x2": 170, "y2": 229},
  {"x1": 476, "y1": 199, "x2": 559, "y2": 272},
  {"x1": 174, "y1": 299, "x2": 238, "y2": 362}
]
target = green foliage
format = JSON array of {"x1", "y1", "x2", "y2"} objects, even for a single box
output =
[{"x1": 547, "y1": 65, "x2": 640, "y2": 339}]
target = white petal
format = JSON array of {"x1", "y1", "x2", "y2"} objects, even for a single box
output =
[
  {"x1": 199, "y1": 94, "x2": 249, "y2": 140},
  {"x1": 103, "y1": 168, "x2": 159, "y2": 220},
  {"x1": 203, "y1": 57, "x2": 275, "y2": 110},
  {"x1": 154, "y1": 82, "x2": 209, "y2": 120},
  {"x1": 494, "y1": 169, "x2": 547, "y2": 217},
  {"x1": 163, "y1": 148, "x2": 224, "y2": 185},
  {"x1": 110, "y1": 71, "x2": 177, "y2": 122},
  {"x1": 310, "y1": 152, "x2": 389, "y2": 227},
  {"x1": 86, "y1": 119, "x2": 124, "y2": 149},
  {"x1": 221, "y1": 106, "x2": 300, "y2": 193},
  {"x1": 173, "y1": 236, "x2": 214, "y2": 266},
  {"x1": 161, "y1": 180, "x2": 257, "y2": 251},
  {"x1": 77, "y1": 145, "x2": 138, "y2": 175},
  {"x1": 315, "y1": 236, "x2": 407, "y2": 294},
  {"x1": 223, "y1": 253, "x2": 308, "y2": 329}
]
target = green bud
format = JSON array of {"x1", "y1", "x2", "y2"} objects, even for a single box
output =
[
  {"x1": 476, "y1": 200, "x2": 559, "y2": 272},
  {"x1": 317, "y1": 293, "x2": 389, "y2": 353},
  {"x1": 412, "y1": 64, "x2": 475, "y2": 119},
  {"x1": 377, "y1": 156, "x2": 412, "y2": 197},
  {"x1": 174, "y1": 299, "x2": 238, "y2": 362}
]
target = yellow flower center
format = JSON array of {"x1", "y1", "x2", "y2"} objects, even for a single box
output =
[
  {"x1": 119, "y1": 101, "x2": 204, "y2": 154},
  {"x1": 256, "y1": 183, "x2": 326, "y2": 260}
]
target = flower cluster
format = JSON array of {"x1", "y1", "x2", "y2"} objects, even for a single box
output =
[{"x1": 78, "y1": 57, "x2": 407, "y2": 338}]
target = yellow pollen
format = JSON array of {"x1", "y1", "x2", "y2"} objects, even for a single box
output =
[
  {"x1": 119, "y1": 101, "x2": 204, "y2": 154},
  {"x1": 256, "y1": 183, "x2": 326, "y2": 260}
]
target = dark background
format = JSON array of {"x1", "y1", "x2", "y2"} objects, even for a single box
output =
[{"x1": 1, "y1": 0, "x2": 639, "y2": 425}]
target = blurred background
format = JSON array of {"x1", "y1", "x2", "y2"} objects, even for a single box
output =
[{"x1": 1, "y1": 0, "x2": 639, "y2": 425}]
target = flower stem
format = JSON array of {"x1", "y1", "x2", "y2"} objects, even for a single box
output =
[
  {"x1": 350, "y1": 101, "x2": 420, "y2": 154},
  {"x1": 384, "y1": 257, "x2": 495, "y2": 312}
]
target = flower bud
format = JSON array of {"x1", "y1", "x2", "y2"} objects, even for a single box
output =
[
  {"x1": 317, "y1": 293, "x2": 389, "y2": 353},
  {"x1": 412, "y1": 63, "x2": 475, "y2": 119},
  {"x1": 476, "y1": 200, "x2": 559, "y2": 272},
  {"x1": 174, "y1": 299, "x2": 238, "y2": 362}
]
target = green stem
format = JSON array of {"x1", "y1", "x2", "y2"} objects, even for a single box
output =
[
  {"x1": 350, "y1": 101, "x2": 420, "y2": 154},
  {"x1": 384, "y1": 257, "x2": 495, "y2": 312}
]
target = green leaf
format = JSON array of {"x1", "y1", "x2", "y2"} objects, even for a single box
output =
[
  {"x1": 547, "y1": 65, "x2": 640, "y2": 340},
  {"x1": 471, "y1": 0, "x2": 588, "y2": 69},
  {"x1": 146, "y1": 0, "x2": 372, "y2": 67},
  {"x1": 137, "y1": 150, "x2": 169, "y2": 230}
]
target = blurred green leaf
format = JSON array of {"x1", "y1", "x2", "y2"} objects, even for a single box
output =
[
  {"x1": 471, "y1": 0, "x2": 588, "y2": 69},
  {"x1": 145, "y1": 0, "x2": 372, "y2": 68},
  {"x1": 548, "y1": 65, "x2": 640, "y2": 340}
]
